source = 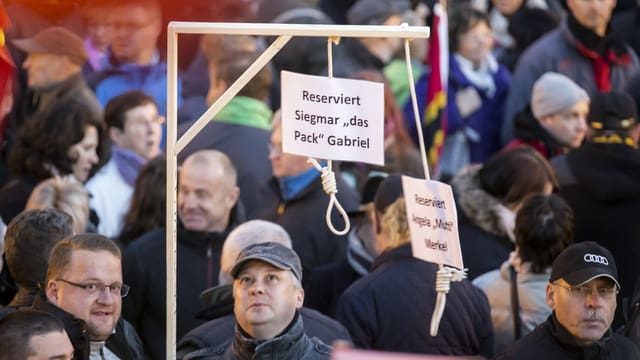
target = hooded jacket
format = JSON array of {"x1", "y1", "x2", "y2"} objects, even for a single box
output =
[
  {"x1": 452, "y1": 165, "x2": 515, "y2": 279},
  {"x1": 551, "y1": 142, "x2": 640, "y2": 312}
]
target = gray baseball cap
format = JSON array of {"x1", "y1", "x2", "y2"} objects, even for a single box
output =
[{"x1": 230, "y1": 242, "x2": 303, "y2": 281}]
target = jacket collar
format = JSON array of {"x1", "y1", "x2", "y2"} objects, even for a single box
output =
[
  {"x1": 178, "y1": 203, "x2": 245, "y2": 251},
  {"x1": 565, "y1": 12, "x2": 630, "y2": 63},
  {"x1": 346, "y1": 230, "x2": 374, "y2": 276},
  {"x1": 547, "y1": 312, "x2": 613, "y2": 357},
  {"x1": 512, "y1": 106, "x2": 568, "y2": 157},
  {"x1": 231, "y1": 312, "x2": 309, "y2": 359},
  {"x1": 278, "y1": 165, "x2": 322, "y2": 202},
  {"x1": 372, "y1": 243, "x2": 414, "y2": 270},
  {"x1": 196, "y1": 284, "x2": 234, "y2": 320},
  {"x1": 31, "y1": 292, "x2": 91, "y2": 359}
]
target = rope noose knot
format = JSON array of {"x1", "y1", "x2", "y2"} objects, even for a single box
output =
[
  {"x1": 320, "y1": 166, "x2": 338, "y2": 195},
  {"x1": 430, "y1": 266, "x2": 468, "y2": 336},
  {"x1": 435, "y1": 266, "x2": 468, "y2": 293},
  {"x1": 307, "y1": 158, "x2": 350, "y2": 235}
]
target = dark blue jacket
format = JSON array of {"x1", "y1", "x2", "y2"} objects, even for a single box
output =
[
  {"x1": 404, "y1": 55, "x2": 511, "y2": 164},
  {"x1": 335, "y1": 244, "x2": 494, "y2": 356}
]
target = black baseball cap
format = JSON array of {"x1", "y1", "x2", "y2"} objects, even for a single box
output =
[
  {"x1": 374, "y1": 174, "x2": 404, "y2": 214},
  {"x1": 588, "y1": 91, "x2": 637, "y2": 132},
  {"x1": 230, "y1": 242, "x2": 303, "y2": 281},
  {"x1": 549, "y1": 242, "x2": 620, "y2": 289}
]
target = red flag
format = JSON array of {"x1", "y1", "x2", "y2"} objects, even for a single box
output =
[
  {"x1": 0, "y1": 3, "x2": 15, "y2": 143},
  {"x1": 424, "y1": 2, "x2": 448, "y2": 170}
]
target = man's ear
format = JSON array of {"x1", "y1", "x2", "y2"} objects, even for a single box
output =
[
  {"x1": 226, "y1": 186, "x2": 240, "y2": 209},
  {"x1": 546, "y1": 283, "x2": 556, "y2": 309},
  {"x1": 109, "y1": 127, "x2": 123, "y2": 146},
  {"x1": 46, "y1": 280, "x2": 60, "y2": 305},
  {"x1": 295, "y1": 288, "x2": 304, "y2": 309}
]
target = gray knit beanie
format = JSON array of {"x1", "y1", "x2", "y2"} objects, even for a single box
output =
[{"x1": 531, "y1": 72, "x2": 590, "y2": 119}]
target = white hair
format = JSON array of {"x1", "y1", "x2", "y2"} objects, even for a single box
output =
[{"x1": 219, "y1": 220, "x2": 292, "y2": 285}]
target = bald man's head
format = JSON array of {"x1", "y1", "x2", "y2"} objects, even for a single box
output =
[
  {"x1": 218, "y1": 220, "x2": 292, "y2": 285},
  {"x1": 178, "y1": 150, "x2": 240, "y2": 232}
]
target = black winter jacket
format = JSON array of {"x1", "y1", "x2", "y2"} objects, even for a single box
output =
[
  {"x1": 494, "y1": 313, "x2": 640, "y2": 359},
  {"x1": 176, "y1": 284, "x2": 350, "y2": 358},
  {"x1": 183, "y1": 313, "x2": 332, "y2": 360},
  {"x1": 335, "y1": 244, "x2": 494, "y2": 356},
  {"x1": 31, "y1": 292, "x2": 145, "y2": 360},
  {"x1": 551, "y1": 143, "x2": 640, "y2": 321},
  {"x1": 122, "y1": 209, "x2": 244, "y2": 360}
]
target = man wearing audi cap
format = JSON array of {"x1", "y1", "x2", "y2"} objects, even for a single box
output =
[{"x1": 495, "y1": 242, "x2": 640, "y2": 359}]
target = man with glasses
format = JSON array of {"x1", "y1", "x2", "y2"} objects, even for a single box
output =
[
  {"x1": 495, "y1": 242, "x2": 640, "y2": 359},
  {"x1": 86, "y1": 91, "x2": 163, "y2": 239},
  {"x1": 90, "y1": 0, "x2": 179, "y2": 148},
  {"x1": 32, "y1": 233, "x2": 144, "y2": 359}
]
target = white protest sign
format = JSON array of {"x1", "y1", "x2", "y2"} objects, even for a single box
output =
[
  {"x1": 402, "y1": 176, "x2": 463, "y2": 269},
  {"x1": 281, "y1": 71, "x2": 384, "y2": 165}
]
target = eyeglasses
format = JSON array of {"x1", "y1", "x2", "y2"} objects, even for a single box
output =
[
  {"x1": 57, "y1": 279, "x2": 130, "y2": 298},
  {"x1": 552, "y1": 282, "x2": 618, "y2": 300}
]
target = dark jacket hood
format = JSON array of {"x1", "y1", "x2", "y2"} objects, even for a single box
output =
[{"x1": 567, "y1": 143, "x2": 640, "y2": 201}]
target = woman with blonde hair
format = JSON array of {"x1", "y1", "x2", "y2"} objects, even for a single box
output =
[{"x1": 25, "y1": 176, "x2": 90, "y2": 235}]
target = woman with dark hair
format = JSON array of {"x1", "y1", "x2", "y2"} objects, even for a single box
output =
[
  {"x1": 118, "y1": 154, "x2": 166, "y2": 248},
  {"x1": 452, "y1": 146, "x2": 558, "y2": 279},
  {"x1": 405, "y1": 5, "x2": 511, "y2": 180},
  {"x1": 473, "y1": 193, "x2": 574, "y2": 352},
  {"x1": 0, "y1": 99, "x2": 108, "y2": 223}
]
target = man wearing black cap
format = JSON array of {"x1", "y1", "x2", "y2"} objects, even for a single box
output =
[
  {"x1": 335, "y1": 175, "x2": 494, "y2": 356},
  {"x1": 495, "y1": 242, "x2": 640, "y2": 359},
  {"x1": 551, "y1": 91, "x2": 640, "y2": 323},
  {"x1": 183, "y1": 242, "x2": 332, "y2": 359}
]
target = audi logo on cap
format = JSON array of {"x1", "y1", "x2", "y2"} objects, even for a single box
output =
[{"x1": 584, "y1": 254, "x2": 609, "y2": 265}]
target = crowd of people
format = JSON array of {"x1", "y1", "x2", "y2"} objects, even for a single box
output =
[{"x1": 0, "y1": 0, "x2": 640, "y2": 359}]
